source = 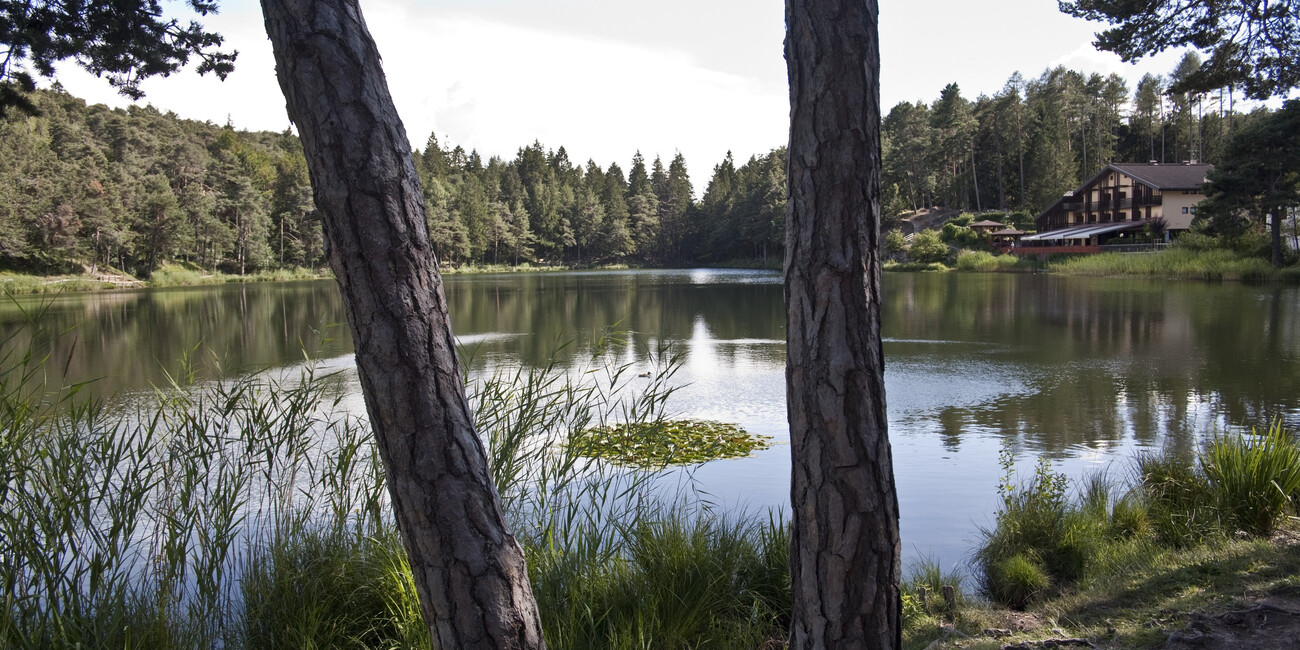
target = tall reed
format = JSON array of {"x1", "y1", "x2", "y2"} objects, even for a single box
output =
[
  {"x1": 1, "y1": 313, "x2": 790, "y2": 648},
  {"x1": 0, "y1": 307, "x2": 389, "y2": 648}
]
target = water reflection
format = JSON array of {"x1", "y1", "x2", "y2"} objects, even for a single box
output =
[
  {"x1": 3, "y1": 270, "x2": 1298, "y2": 566},
  {"x1": 5, "y1": 270, "x2": 1298, "y2": 451}
]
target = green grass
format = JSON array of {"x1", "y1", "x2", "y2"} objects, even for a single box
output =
[
  {"x1": 148, "y1": 263, "x2": 329, "y2": 286},
  {"x1": 1021, "y1": 531, "x2": 1300, "y2": 650},
  {"x1": 1202, "y1": 420, "x2": 1300, "y2": 536},
  {"x1": 921, "y1": 427, "x2": 1300, "y2": 649},
  {"x1": 884, "y1": 261, "x2": 951, "y2": 272},
  {"x1": 527, "y1": 508, "x2": 790, "y2": 650},
  {"x1": 976, "y1": 423, "x2": 1300, "y2": 611},
  {"x1": 1137, "y1": 451, "x2": 1222, "y2": 547},
  {"x1": 440, "y1": 262, "x2": 635, "y2": 274},
  {"x1": 0, "y1": 271, "x2": 127, "y2": 293},
  {"x1": 0, "y1": 264, "x2": 332, "y2": 294},
  {"x1": 239, "y1": 526, "x2": 429, "y2": 649},
  {"x1": 954, "y1": 250, "x2": 1038, "y2": 273},
  {"x1": 1048, "y1": 248, "x2": 1282, "y2": 282}
]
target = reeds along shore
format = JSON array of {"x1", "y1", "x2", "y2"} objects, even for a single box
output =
[
  {"x1": 975, "y1": 420, "x2": 1300, "y2": 611},
  {"x1": 3, "y1": 313, "x2": 1299, "y2": 649},
  {"x1": 0, "y1": 324, "x2": 790, "y2": 649}
]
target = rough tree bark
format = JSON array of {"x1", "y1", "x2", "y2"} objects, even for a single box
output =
[
  {"x1": 784, "y1": 0, "x2": 901, "y2": 648},
  {"x1": 258, "y1": 2, "x2": 545, "y2": 648}
]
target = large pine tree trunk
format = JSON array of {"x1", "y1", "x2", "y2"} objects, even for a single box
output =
[
  {"x1": 784, "y1": 0, "x2": 901, "y2": 648},
  {"x1": 259, "y1": 2, "x2": 545, "y2": 648}
]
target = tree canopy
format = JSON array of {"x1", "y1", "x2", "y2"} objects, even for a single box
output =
[
  {"x1": 1200, "y1": 99, "x2": 1300, "y2": 265},
  {"x1": 0, "y1": 0, "x2": 236, "y2": 116},
  {"x1": 1059, "y1": 0, "x2": 1300, "y2": 99}
]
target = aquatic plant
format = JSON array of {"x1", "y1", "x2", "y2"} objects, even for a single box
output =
[{"x1": 572, "y1": 419, "x2": 771, "y2": 467}]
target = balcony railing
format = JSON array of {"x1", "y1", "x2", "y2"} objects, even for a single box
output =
[
  {"x1": 1086, "y1": 195, "x2": 1163, "y2": 211},
  {"x1": 1098, "y1": 242, "x2": 1170, "y2": 254}
]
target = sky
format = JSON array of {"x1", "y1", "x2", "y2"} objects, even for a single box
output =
[{"x1": 53, "y1": 0, "x2": 1194, "y2": 176}]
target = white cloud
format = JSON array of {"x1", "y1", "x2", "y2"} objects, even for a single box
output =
[
  {"x1": 1048, "y1": 42, "x2": 1187, "y2": 85},
  {"x1": 46, "y1": 0, "x2": 1257, "y2": 176},
  {"x1": 54, "y1": 0, "x2": 787, "y2": 175},
  {"x1": 369, "y1": 4, "x2": 787, "y2": 171}
]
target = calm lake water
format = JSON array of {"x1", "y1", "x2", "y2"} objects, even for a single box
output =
[{"x1": 4, "y1": 269, "x2": 1299, "y2": 568}]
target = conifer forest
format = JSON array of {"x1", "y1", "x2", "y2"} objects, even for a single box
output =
[{"x1": 0, "y1": 55, "x2": 1269, "y2": 276}]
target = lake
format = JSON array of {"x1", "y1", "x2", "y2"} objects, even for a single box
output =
[{"x1": 4, "y1": 269, "x2": 1298, "y2": 568}]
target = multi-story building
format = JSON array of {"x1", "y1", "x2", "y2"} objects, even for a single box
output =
[{"x1": 1016, "y1": 162, "x2": 1213, "y2": 254}]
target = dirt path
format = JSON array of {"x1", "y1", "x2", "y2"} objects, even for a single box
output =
[{"x1": 901, "y1": 208, "x2": 963, "y2": 234}]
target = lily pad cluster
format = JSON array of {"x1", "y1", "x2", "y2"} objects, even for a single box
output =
[{"x1": 572, "y1": 419, "x2": 772, "y2": 468}]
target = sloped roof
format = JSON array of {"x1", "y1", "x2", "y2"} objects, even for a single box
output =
[
  {"x1": 1022, "y1": 221, "x2": 1146, "y2": 241},
  {"x1": 970, "y1": 219, "x2": 1007, "y2": 228},
  {"x1": 1106, "y1": 163, "x2": 1213, "y2": 190},
  {"x1": 1035, "y1": 162, "x2": 1215, "y2": 226}
]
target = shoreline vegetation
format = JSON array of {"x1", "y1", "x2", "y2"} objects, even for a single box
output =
[
  {"x1": 4, "y1": 317, "x2": 1300, "y2": 649},
  {"x1": 4, "y1": 245, "x2": 1297, "y2": 296},
  {"x1": 3, "y1": 76, "x2": 1293, "y2": 294},
  {"x1": 895, "y1": 247, "x2": 1300, "y2": 283}
]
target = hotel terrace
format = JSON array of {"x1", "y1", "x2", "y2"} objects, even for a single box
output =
[{"x1": 1015, "y1": 162, "x2": 1213, "y2": 255}]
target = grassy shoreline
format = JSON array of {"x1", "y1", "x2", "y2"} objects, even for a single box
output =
[
  {"x1": 886, "y1": 247, "x2": 1300, "y2": 283},
  {"x1": 6, "y1": 248, "x2": 1297, "y2": 294},
  {"x1": 0, "y1": 261, "x2": 724, "y2": 295},
  {"x1": 5, "y1": 308, "x2": 1299, "y2": 648}
]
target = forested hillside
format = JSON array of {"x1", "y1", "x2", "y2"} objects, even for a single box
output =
[
  {"x1": 883, "y1": 54, "x2": 1268, "y2": 216},
  {"x1": 0, "y1": 54, "x2": 1270, "y2": 276}
]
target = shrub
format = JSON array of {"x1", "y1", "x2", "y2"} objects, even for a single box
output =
[
  {"x1": 908, "y1": 229, "x2": 950, "y2": 264},
  {"x1": 884, "y1": 229, "x2": 907, "y2": 257},
  {"x1": 955, "y1": 250, "x2": 1026, "y2": 272},
  {"x1": 1005, "y1": 211, "x2": 1035, "y2": 230},
  {"x1": 940, "y1": 219, "x2": 985, "y2": 248},
  {"x1": 1137, "y1": 451, "x2": 1220, "y2": 546},
  {"x1": 987, "y1": 553, "x2": 1050, "y2": 610},
  {"x1": 976, "y1": 453, "x2": 1071, "y2": 606},
  {"x1": 1108, "y1": 494, "x2": 1151, "y2": 540}
]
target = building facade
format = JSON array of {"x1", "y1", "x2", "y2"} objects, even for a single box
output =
[{"x1": 1018, "y1": 162, "x2": 1213, "y2": 253}]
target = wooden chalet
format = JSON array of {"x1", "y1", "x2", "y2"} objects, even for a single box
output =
[{"x1": 1015, "y1": 162, "x2": 1213, "y2": 255}]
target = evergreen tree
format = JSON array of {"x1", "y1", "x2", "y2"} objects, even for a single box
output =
[
  {"x1": 1061, "y1": 0, "x2": 1300, "y2": 100},
  {"x1": 882, "y1": 101, "x2": 935, "y2": 210},
  {"x1": 655, "y1": 152, "x2": 694, "y2": 262},
  {"x1": 1200, "y1": 99, "x2": 1300, "y2": 266},
  {"x1": 0, "y1": 0, "x2": 236, "y2": 116},
  {"x1": 1131, "y1": 74, "x2": 1165, "y2": 162},
  {"x1": 599, "y1": 162, "x2": 633, "y2": 258},
  {"x1": 930, "y1": 83, "x2": 976, "y2": 208},
  {"x1": 134, "y1": 173, "x2": 188, "y2": 275},
  {"x1": 210, "y1": 148, "x2": 271, "y2": 275}
]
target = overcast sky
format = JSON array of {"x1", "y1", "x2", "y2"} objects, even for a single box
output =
[{"x1": 54, "y1": 0, "x2": 1193, "y2": 175}]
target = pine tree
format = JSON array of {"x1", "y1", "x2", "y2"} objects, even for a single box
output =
[{"x1": 134, "y1": 173, "x2": 188, "y2": 275}]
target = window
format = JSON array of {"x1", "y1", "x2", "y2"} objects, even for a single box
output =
[{"x1": 1182, "y1": 207, "x2": 1189, "y2": 214}]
